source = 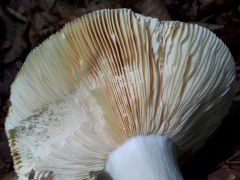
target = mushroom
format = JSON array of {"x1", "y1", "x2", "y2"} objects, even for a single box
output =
[{"x1": 5, "y1": 9, "x2": 237, "y2": 180}]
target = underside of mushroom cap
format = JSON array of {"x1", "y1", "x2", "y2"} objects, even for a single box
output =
[{"x1": 5, "y1": 9, "x2": 237, "y2": 179}]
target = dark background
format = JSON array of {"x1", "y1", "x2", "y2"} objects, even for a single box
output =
[{"x1": 0, "y1": 0, "x2": 239, "y2": 179}]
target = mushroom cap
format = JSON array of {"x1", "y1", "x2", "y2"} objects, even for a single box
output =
[{"x1": 5, "y1": 9, "x2": 236, "y2": 179}]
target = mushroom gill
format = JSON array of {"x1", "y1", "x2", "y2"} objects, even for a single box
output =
[{"x1": 5, "y1": 9, "x2": 237, "y2": 180}]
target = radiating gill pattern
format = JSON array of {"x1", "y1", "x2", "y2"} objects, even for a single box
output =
[{"x1": 6, "y1": 9, "x2": 236, "y2": 179}]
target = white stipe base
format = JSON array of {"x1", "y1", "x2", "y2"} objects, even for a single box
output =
[{"x1": 106, "y1": 135, "x2": 183, "y2": 180}]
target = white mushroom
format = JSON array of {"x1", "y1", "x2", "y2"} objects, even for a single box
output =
[{"x1": 5, "y1": 9, "x2": 237, "y2": 180}]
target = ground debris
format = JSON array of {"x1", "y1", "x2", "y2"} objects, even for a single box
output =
[{"x1": 208, "y1": 147, "x2": 240, "y2": 180}]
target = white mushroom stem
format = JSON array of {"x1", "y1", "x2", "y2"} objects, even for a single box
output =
[{"x1": 106, "y1": 135, "x2": 183, "y2": 180}]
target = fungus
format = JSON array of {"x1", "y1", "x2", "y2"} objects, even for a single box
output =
[{"x1": 5, "y1": 9, "x2": 237, "y2": 180}]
